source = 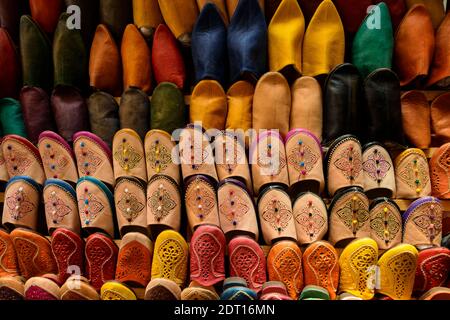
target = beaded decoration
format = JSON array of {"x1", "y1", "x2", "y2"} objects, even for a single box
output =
[
  {"x1": 257, "y1": 139, "x2": 287, "y2": 176},
  {"x1": 146, "y1": 139, "x2": 172, "y2": 174},
  {"x1": 78, "y1": 188, "x2": 105, "y2": 226},
  {"x1": 6, "y1": 187, "x2": 35, "y2": 221},
  {"x1": 295, "y1": 200, "x2": 327, "y2": 241},
  {"x1": 76, "y1": 141, "x2": 103, "y2": 176},
  {"x1": 333, "y1": 144, "x2": 362, "y2": 182},
  {"x1": 148, "y1": 180, "x2": 177, "y2": 223},
  {"x1": 216, "y1": 137, "x2": 244, "y2": 174},
  {"x1": 41, "y1": 142, "x2": 70, "y2": 180},
  {"x1": 370, "y1": 204, "x2": 401, "y2": 245},
  {"x1": 397, "y1": 156, "x2": 430, "y2": 195},
  {"x1": 412, "y1": 204, "x2": 443, "y2": 243},
  {"x1": 117, "y1": 187, "x2": 145, "y2": 223},
  {"x1": 185, "y1": 179, "x2": 216, "y2": 221},
  {"x1": 219, "y1": 189, "x2": 250, "y2": 227},
  {"x1": 262, "y1": 198, "x2": 293, "y2": 233},
  {"x1": 44, "y1": 190, "x2": 72, "y2": 225},
  {"x1": 179, "y1": 138, "x2": 209, "y2": 171},
  {"x1": 336, "y1": 196, "x2": 369, "y2": 235},
  {"x1": 363, "y1": 148, "x2": 391, "y2": 184},
  {"x1": 288, "y1": 139, "x2": 319, "y2": 181},
  {"x1": 114, "y1": 140, "x2": 143, "y2": 172},
  {"x1": 3, "y1": 145, "x2": 32, "y2": 176}
]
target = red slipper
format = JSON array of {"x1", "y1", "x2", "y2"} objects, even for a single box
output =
[
  {"x1": 51, "y1": 228, "x2": 85, "y2": 284},
  {"x1": 85, "y1": 233, "x2": 118, "y2": 291},
  {"x1": 414, "y1": 247, "x2": 450, "y2": 294},
  {"x1": 228, "y1": 236, "x2": 266, "y2": 292},
  {"x1": 190, "y1": 225, "x2": 226, "y2": 287},
  {"x1": 24, "y1": 276, "x2": 60, "y2": 300}
]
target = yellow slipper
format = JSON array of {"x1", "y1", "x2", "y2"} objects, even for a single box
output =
[
  {"x1": 339, "y1": 238, "x2": 378, "y2": 300},
  {"x1": 377, "y1": 244, "x2": 418, "y2": 300},
  {"x1": 100, "y1": 281, "x2": 137, "y2": 300},
  {"x1": 151, "y1": 230, "x2": 189, "y2": 288}
]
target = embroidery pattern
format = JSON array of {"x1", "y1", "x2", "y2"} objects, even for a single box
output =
[
  {"x1": 148, "y1": 183, "x2": 177, "y2": 222},
  {"x1": 262, "y1": 198, "x2": 293, "y2": 233},
  {"x1": 294, "y1": 201, "x2": 326, "y2": 241},
  {"x1": 349, "y1": 246, "x2": 377, "y2": 295},
  {"x1": 186, "y1": 181, "x2": 216, "y2": 221},
  {"x1": 420, "y1": 253, "x2": 450, "y2": 289},
  {"x1": 217, "y1": 140, "x2": 244, "y2": 174},
  {"x1": 45, "y1": 191, "x2": 72, "y2": 224},
  {"x1": 117, "y1": 188, "x2": 145, "y2": 223},
  {"x1": 288, "y1": 140, "x2": 319, "y2": 179},
  {"x1": 230, "y1": 245, "x2": 265, "y2": 290},
  {"x1": 219, "y1": 189, "x2": 249, "y2": 227},
  {"x1": 370, "y1": 206, "x2": 401, "y2": 243},
  {"x1": 4, "y1": 145, "x2": 32, "y2": 175},
  {"x1": 6, "y1": 188, "x2": 35, "y2": 221},
  {"x1": 114, "y1": 141, "x2": 142, "y2": 172},
  {"x1": 398, "y1": 158, "x2": 430, "y2": 193},
  {"x1": 333, "y1": 144, "x2": 362, "y2": 181},
  {"x1": 147, "y1": 140, "x2": 172, "y2": 174},
  {"x1": 412, "y1": 206, "x2": 442, "y2": 242},
  {"x1": 41, "y1": 142, "x2": 70, "y2": 179},
  {"x1": 307, "y1": 245, "x2": 338, "y2": 291},
  {"x1": 387, "y1": 253, "x2": 417, "y2": 298},
  {"x1": 77, "y1": 141, "x2": 103, "y2": 176},
  {"x1": 179, "y1": 136, "x2": 209, "y2": 171},
  {"x1": 191, "y1": 232, "x2": 225, "y2": 281},
  {"x1": 78, "y1": 189, "x2": 105, "y2": 226},
  {"x1": 363, "y1": 148, "x2": 391, "y2": 183},
  {"x1": 156, "y1": 238, "x2": 186, "y2": 283},
  {"x1": 336, "y1": 196, "x2": 369, "y2": 234},
  {"x1": 273, "y1": 247, "x2": 303, "y2": 298}
]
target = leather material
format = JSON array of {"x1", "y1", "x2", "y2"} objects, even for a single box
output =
[
  {"x1": 20, "y1": 87, "x2": 56, "y2": 145},
  {"x1": 43, "y1": 179, "x2": 80, "y2": 233},
  {"x1": 297, "y1": 0, "x2": 322, "y2": 25},
  {"x1": 431, "y1": 92, "x2": 450, "y2": 145},
  {"x1": 362, "y1": 143, "x2": 396, "y2": 199},
  {"x1": 352, "y1": 3, "x2": 394, "y2": 78},
  {"x1": 190, "y1": 225, "x2": 226, "y2": 287},
  {"x1": 252, "y1": 72, "x2": 291, "y2": 138},
  {"x1": 292, "y1": 192, "x2": 328, "y2": 245},
  {"x1": 394, "y1": 4, "x2": 435, "y2": 86},
  {"x1": 303, "y1": 241, "x2": 339, "y2": 300},
  {"x1": 19, "y1": 15, "x2": 52, "y2": 92},
  {"x1": 99, "y1": 0, "x2": 132, "y2": 42},
  {"x1": 395, "y1": 149, "x2": 431, "y2": 199},
  {"x1": 260, "y1": 283, "x2": 293, "y2": 301},
  {"x1": 0, "y1": 28, "x2": 19, "y2": 99},
  {"x1": 144, "y1": 278, "x2": 182, "y2": 300},
  {"x1": 229, "y1": 0, "x2": 264, "y2": 19},
  {"x1": 119, "y1": 88, "x2": 150, "y2": 141},
  {"x1": 121, "y1": 24, "x2": 152, "y2": 93},
  {"x1": 190, "y1": 80, "x2": 227, "y2": 130},
  {"x1": 299, "y1": 285, "x2": 330, "y2": 300},
  {"x1": 285, "y1": 129, "x2": 324, "y2": 196},
  {"x1": 73, "y1": 131, "x2": 115, "y2": 188},
  {"x1": 0, "y1": 0, "x2": 20, "y2": 43},
  {"x1": 431, "y1": 143, "x2": 450, "y2": 199},
  {"x1": 51, "y1": 85, "x2": 90, "y2": 144},
  {"x1": 192, "y1": 3, "x2": 227, "y2": 86},
  {"x1": 198, "y1": 0, "x2": 228, "y2": 23},
  {"x1": 132, "y1": 0, "x2": 164, "y2": 38},
  {"x1": 0, "y1": 98, "x2": 27, "y2": 138},
  {"x1": 158, "y1": 0, "x2": 199, "y2": 44},
  {"x1": 226, "y1": 80, "x2": 254, "y2": 133},
  {"x1": 0, "y1": 139, "x2": 9, "y2": 183},
  {"x1": 427, "y1": 12, "x2": 450, "y2": 88},
  {"x1": 114, "y1": 177, "x2": 148, "y2": 237},
  {"x1": 323, "y1": 64, "x2": 363, "y2": 145},
  {"x1": 112, "y1": 129, "x2": 147, "y2": 183},
  {"x1": 325, "y1": 135, "x2": 364, "y2": 197},
  {"x1": 267, "y1": 240, "x2": 303, "y2": 300},
  {"x1": 0, "y1": 229, "x2": 19, "y2": 277},
  {"x1": 51, "y1": 228, "x2": 84, "y2": 283},
  {"x1": 401, "y1": 91, "x2": 431, "y2": 148},
  {"x1": 369, "y1": 198, "x2": 402, "y2": 250},
  {"x1": 2, "y1": 135, "x2": 45, "y2": 184},
  {"x1": 65, "y1": 0, "x2": 99, "y2": 48},
  {"x1": 87, "y1": 91, "x2": 120, "y2": 148},
  {"x1": 10, "y1": 228, "x2": 57, "y2": 280},
  {"x1": 29, "y1": 0, "x2": 63, "y2": 33},
  {"x1": 145, "y1": 130, "x2": 181, "y2": 185},
  {"x1": 53, "y1": 13, "x2": 87, "y2": 90},
  {"x1": 115, "y1": 232, "x2": 153, "y2": 288},
  {"x1": 38, "y1": 129, "x2": 78, "y2": 185},
  {"x1": 333, "y1": 0, "x2": 372, "y2": 35},
  {"x1": 100, "y1": 281, "x2": 137, "y2": 300},
  {"x1": 406, "y1": 0, "x2": 445, "y2": 29},
  {"x1": 217, "y1": 178, "x2": 258, "y2": 240},
  {"x1": 89, "y1": 24, "x2": 122, "y2": 97},
  {"x1": 60, "y1": 276, "x2": 99, "y2": 300},
  {"x1": 150, "y1": 82, "x2": 186, "y2": 134},
  {"x1": 77, "y1": 177, "x2": 116, "y2": 238},
  {"x1": 268, "y1": 0, "x2": 305, "y2": 75},
  {"x1": 403, "y1": 197, "x2": 443, "y2": 248},
  {"x1": 373, "y1": 0, "x2": 406, "y2": 30},
  {"x1": 364, "y1": 69, "x2": 404, "y2": 144},
  {"x1": 152, "y1": 24, "x2": 186, "y2": 89},
  {"x1": 181, "y1": 285, "x2": 220, "y2": 300},
  {"x1": 228, "y1": 0, "x2": 267, "y2": 83},
  {"x1": 24, "y1": 277, "x2": 61, "y2": 300},
  {"x1": 414, "y1": 247, "x2": 450, "y2": 293},
  {"x1": 290, "y1": 76, "x2": 322, "y2": 141},
  {"x1": 302, "y1": 0, "x2": 344, "y2": 77}
]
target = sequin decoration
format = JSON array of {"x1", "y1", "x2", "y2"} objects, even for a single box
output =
[
  {"x1": 219, "y1": 190, "x2": 249, "y2": 226},
  {"x1": 186, "y1": 182, "x2": 216, "y2": 220},
  {"x1": 333, "y1": 145, "x2": 362, "y2": 181},
  {"x1": 336, "y1": 196, "x2": 369, "y2": 234},
  {"x1": 398, "y1": 158, "x2": 429, "y2": 193},
  {"x1": 117, "y1": 189, "x2": 145, "y2": 223},
  {"x1": 114, "y1": 142, "x2": 142, "y2": 172},
  {"x1": 288, "y1": 141, "x2": 319, "y2": 179},
  {"x1": 262, "y1": 198, "x2": 293, "y2": 233},
  {"x1": 412, "y1": 205, "x2": 442, "y2": 242},
  {"x1": 148, "y1": 184, "x2": 177, "y2": 222},
  {"x1": 370, "y1": 206, "x2": 401, "y2": 243},
  {"x1": 78, "y1": 190, "x2": 105, "y2": 226},
  {"x1": 363, "y1": 148, "x2": 391, "y2": 184},
  {"x1": 76, "y1": 142, "x2": 103, "y2": 176},
  {"x1": 44, "y1": 191, "x2": 72, "y2": 224},
  {"x1": 6, "y1": 188, "x2": 35, "y2": 220},
  {"x1": 4, "y1": 146, "x2": 32, "y2": 175},
  {"x1": 147, "y1": 141, "x2": 172, "y2": 174},
  {"x1": 295, "y1": 201, "x2": 326, "y2": 240}
]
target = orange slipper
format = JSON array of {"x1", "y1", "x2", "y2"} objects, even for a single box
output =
[{"x1": 0, "y1": 228, "x2": 19, "y2": 277}]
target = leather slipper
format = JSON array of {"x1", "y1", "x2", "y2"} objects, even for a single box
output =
[
  {"x1": 100, "y1": 281, "x2": 137, "y2": 300},
  {"x1": 60, "y1": 275, "x2": 99, "y2": 300},
  {"x1": 24, "y1": 276, "x2": 60, "y2": 300},
  {"x1": 144, "y1": 278, "x2": 181, "y2": 300},
  {"x1": 51, "y1": 228, "x2": 84, "y2": 284},
  {"x1": 0, "y1": 276, "x2": 24, "y2": 300}
]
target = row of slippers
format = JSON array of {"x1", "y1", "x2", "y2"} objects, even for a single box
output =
[{"x1": 0, "y1": 225, "x2": 449, "y2": 300}]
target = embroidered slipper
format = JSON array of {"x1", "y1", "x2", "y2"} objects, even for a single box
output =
[
  {"x1": 181, "y1": 285, "x2": 220, "y2": 300},
  {"x1": 85, "y1": 233, "x2": 119, "y2": 291},
  {"x1": 420, "y1": 287, "x2": 450, "y2": 300},
  {"x1": 190, "y1": 225, "x2": 226, "y2": 287},
  {"x1": 267, "y1": 240, "x2": 303, "y2": 300},
  {"x1": 431, "y1": 143, "x2": 450, "y2": 199},
  {"x1": 414, "y1": 247, "x2": 450, "y2": 294},
  {"x1": 101, "y1": 281, "x2": 137, "y2": 300},
  {"x1": 0, "y1": 139, "x2": 10, "y2": 187},
  {"x1": 73, "y1": 131, "x2": 115, "y2": 188},
  {"x1": 113, "y1": 129, "x2": 147, "y2": 183},
  {"x1": 0, "y1": 276, "x2": 24, "y2": 300},
  {"x1": 2, "y1": 176, "x2": 41, "y2": 231},
  {"x1": 151, "y1": 230, "x2": 188, "y2": 288},
  {"x1": 115, "y1": 232, "x2": 153, "y2": 288},
  {"x1": 144, "y1": 278, "x2": 181, "y2": 300},
  {"x1": 0, "y1": 228, "x2": 19, "y2": 277},
  {"x1": 369, "y1": 198, "x2": 403, "y2": 250},
  {"x1": 10, "y1": 228, "x2": 57, "y2": 280},
  {"x1": 217, "y1": 178, "x2": 259, "y2": 241},
  {"x1": 114, "y1": 177, "x2": 147, "y2": 237},
  {"x1": 395, "y1": 149, "x2": 431, "y2": 199},
  {"x1": 220, "y1": 277, "x2": 258, "y2": 300},
  {"x1": 77, "y1": 176, "x2": 116, "y2": 238},
  {"x1": 44, "y1": 179, "x2": 80, "y2": 235},
  {"x1": 51, "y1": 228, "x2": 84, "y2": 284},
  {"x1": 338, "y1": 238, "x2": 378, "y2": 300},
  {"x1": 377, "y1": 244, "x2": 418, "y2": 300},
  {"x1": 60, "y1": 276, "x2": 100, "y2": 300},
  {"x1": 293, "y1": 192, "x2": 328, "y2": 246},
  {"x1": 260, "y1": 281, "x2": 293, "y2": 300},
  {"x1": 299, "y1": 285, "x2": 331, "y2": 300},
  {"x1": 228, "y1": 236, "x2": 267, "y2": 292},
  {"x1": 24, "y1": 276, "x2": 60, "y2": 300},
  {"x1": 303, "y1": 241, "x2": 339, "y2": 300}
]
